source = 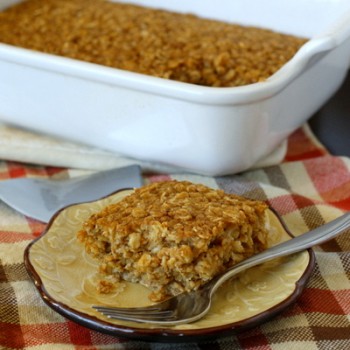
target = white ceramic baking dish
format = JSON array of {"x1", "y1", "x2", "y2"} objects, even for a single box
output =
[{"x1": 1, "y1": 0, "x2": 350, "y2": 175}]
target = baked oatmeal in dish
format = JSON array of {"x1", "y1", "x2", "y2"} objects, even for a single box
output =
[
  {"x1": 0, "y1": 0, "x2": 307, "y2": 87},
  {"x1": 77, "y1": 181, "x2": 269, "y2": 302}
]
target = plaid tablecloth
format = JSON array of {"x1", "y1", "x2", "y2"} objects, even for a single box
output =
[{"x1": 1, "y1": 125, "x2": 349, "y2": 350}]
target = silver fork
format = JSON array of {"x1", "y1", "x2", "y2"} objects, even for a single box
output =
[{"x1": 93, "y1": 212, "x2": 350, "y2": 325}]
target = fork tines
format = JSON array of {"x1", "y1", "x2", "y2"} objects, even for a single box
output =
[{"x1": 92, "y1": 305, "x2": 176, "y2": 322}]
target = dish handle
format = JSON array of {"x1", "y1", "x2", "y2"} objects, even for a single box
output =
[{"x1": 299, "y1": 9, "x2": 350, "y2": 69}]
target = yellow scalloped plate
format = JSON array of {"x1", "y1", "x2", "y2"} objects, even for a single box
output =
[{"x1": 24, "y1": 189, "x2": 315, "y2": 342}]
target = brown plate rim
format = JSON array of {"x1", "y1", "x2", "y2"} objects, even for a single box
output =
[{"x1": 24, "y1": 188, "x2": 316, "y2": 343}]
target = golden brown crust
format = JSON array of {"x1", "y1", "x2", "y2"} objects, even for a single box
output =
[
  {"x1": 0, "y1": 0, "x2": 307, "y2": 87},
  {"x1": 77, "y1": 180, "x2": 269, "y2": 301}
]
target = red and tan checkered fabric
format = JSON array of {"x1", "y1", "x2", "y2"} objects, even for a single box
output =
[{"x1": 1, "y1": 125, "x2": 349, "y2": 349}]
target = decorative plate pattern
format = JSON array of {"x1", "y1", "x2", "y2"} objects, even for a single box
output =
[{"x1": 24, "y1": 189, "x2": 315, "y2": 342}]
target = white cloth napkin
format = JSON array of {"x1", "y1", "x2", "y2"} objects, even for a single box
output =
[{"x1": 0, "y1": 123, "x2": 287, "y2": 173}]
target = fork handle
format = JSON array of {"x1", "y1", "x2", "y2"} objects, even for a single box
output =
[{"x1": 211, "y1": 212, "x2": 350, "y2": 294}]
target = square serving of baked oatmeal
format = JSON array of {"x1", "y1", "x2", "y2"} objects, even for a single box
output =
[{"x1": 77, "y1": 180, "x2": 269, "y2": 302}]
